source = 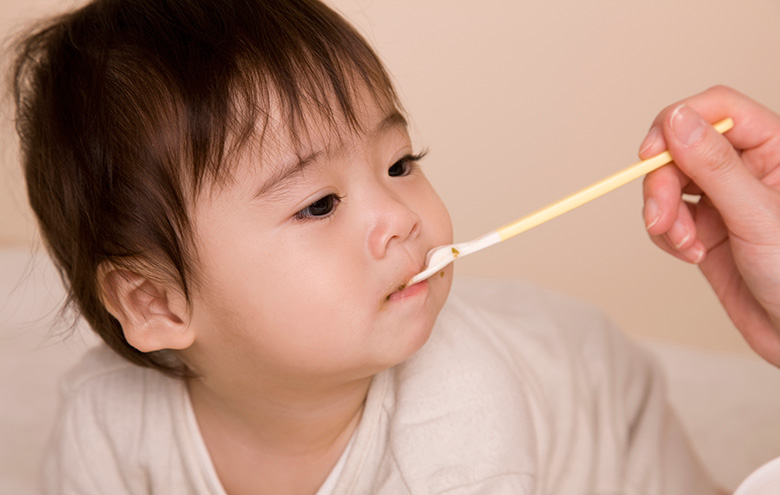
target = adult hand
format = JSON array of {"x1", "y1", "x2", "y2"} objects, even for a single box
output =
[{"x1": 640, "y1": 85, "x2": 780, "y2": 367}]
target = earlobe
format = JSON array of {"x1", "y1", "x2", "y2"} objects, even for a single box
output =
[{"x1": 98, "y1": 264, "x2": 195, "y2": 352}]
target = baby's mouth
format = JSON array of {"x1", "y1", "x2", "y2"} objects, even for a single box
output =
[
  {"x1": 385, "y1": 283, "x2": 409, "y2": 302},
  {"x1": 384, "y1": 269, "x2": 433, "y2": 303},
  {"x1": 383, "y1": 258, "x2": 431, "y2": 303}
]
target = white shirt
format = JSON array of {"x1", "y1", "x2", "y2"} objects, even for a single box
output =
[{"x1": 41, "y1": 278, "x2": 718, "y2": 494}]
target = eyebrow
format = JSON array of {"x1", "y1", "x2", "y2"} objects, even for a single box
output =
[
  {"x1": 253, "y1": 149, "x2": 324, "y2": 199},
  {"x1": 253, "y1": 110, "x2": 408, "y2": 199},
  {"x1": 372, "y1": 111, "x2": 408, "y2": 141}
]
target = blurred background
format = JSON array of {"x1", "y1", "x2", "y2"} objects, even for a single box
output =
[
  {"x1": 4, "y1": 0, "x2": 780, "y2": 354},
  {"x1": 4, "y1": 0, "x2": 780, "y2": 492}
]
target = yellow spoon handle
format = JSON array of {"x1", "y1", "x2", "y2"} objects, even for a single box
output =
[{"x1": 495, "y1": 117, "x2": 734, "y2": 241}]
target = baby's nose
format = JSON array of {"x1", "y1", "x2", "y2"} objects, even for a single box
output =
[{"x1": 365, "y1": 192, "x2": 421, "y2": 260}]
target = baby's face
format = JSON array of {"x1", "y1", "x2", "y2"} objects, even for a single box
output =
[{"x1": 183, "y1": 96, "x2": 453, "y2": 384}]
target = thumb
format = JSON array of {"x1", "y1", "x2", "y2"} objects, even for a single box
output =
[{"x1": 664, "y1": 104, "x2": 771, "y2": 227}]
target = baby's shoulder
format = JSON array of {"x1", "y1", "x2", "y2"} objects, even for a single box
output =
[
  {"x1": 43, "y1": 348, "x2": 205, "y2": 491},
  {"x1": 59, "y1": 344, "x2": 135, "y2": 389},
  {"x1": 55, "y1": 344, "x2": 186, "y2": 436},
  {"x1": 59, "y1": 344, "x2": 172, "y2": 397}
]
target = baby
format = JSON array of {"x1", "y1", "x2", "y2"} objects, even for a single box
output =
[{"x1": 12, "y1": 0, "x2": 720, "y2": 493}]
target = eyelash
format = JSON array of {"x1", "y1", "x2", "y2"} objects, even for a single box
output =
[
  {"x1": 388, "y1": 150, "x2": 427, "y2": 177},
  {"x1": 294, "y1": 193, "x2": 344, "y2": 221},
  {"x1": 293, "y1": 150, "x2": 428, "y2": 221}
]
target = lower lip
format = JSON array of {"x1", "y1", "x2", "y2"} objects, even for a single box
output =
[{"x1": 387, "y1": 280, "x2": 429, "y2": 303}]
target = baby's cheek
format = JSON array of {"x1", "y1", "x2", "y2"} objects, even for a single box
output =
[
  {"x1": 431, "y1": 199, "x2": 453, "y2": 243},
  {"x1": 414, "y1": 175, "x2": 453, "y2": 242}
]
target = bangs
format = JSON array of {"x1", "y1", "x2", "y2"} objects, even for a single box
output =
[
  {"x1": 221, "y1": 24, "x2": 402, "y2": 185},
  {"x1": 169, "y1": 0, "x2": 403, "y2": 191}
]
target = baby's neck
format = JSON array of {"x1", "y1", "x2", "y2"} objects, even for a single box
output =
[{"x1": 187, "y1": 375, "x2": 370, "y2": 495}]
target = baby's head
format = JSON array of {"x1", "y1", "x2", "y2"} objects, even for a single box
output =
[{"x1": 13, "y1": 0, "x2": 453, "y2": 381}]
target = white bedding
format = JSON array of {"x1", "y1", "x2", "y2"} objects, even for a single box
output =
[{"x1": 1, "y1": 248, "x2": 779, "y2": 493}]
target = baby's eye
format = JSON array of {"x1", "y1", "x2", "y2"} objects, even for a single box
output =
[
  {"x1": 294, "y1": 193, "x2": 342, "y2": 220},
  {"x1": 388, "y1": 151, "x2": 427, "y2": 177}
]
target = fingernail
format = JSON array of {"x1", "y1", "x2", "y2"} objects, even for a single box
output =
[
  {"x1": 644, "y1": 198, "x2": 660, "y2": 230},
  {"x1": 671, "y1": 104, "x2": 706, "y2": 148},
  {"x1": 639, "y1": 126, "x2": 662, "y2": 157},
  {"x1": 674, "y1": 231, "x2": 691, "y2": 250},
  {"x1": 691, "y1": 244, "x2": 705, "y2": 264}
]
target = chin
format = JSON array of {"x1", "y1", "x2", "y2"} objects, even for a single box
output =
[{"x1": 391, "y1": 290, "x2": 449, "y2": 366}]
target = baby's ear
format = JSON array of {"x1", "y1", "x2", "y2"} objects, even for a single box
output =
[{"x1": 98, "y1": 263, "x2": 194, "y2": 352}]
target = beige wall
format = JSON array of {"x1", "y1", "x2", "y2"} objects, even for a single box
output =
[{"x1": 4, "y1": 0, "x2": 780, "y2": 355}]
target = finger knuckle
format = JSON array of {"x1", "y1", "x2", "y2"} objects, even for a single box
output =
[{"x1": 698, "y1": 139, "x2": 737, "y2": 178}]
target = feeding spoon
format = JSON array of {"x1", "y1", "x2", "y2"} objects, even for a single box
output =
[{"x1": 407, "y1": 117, "x2": 734, "y2": 286}]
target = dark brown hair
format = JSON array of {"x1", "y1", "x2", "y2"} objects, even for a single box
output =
[{"x1": 12, "y1": 0, "x2": 400, "y2": 376}]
